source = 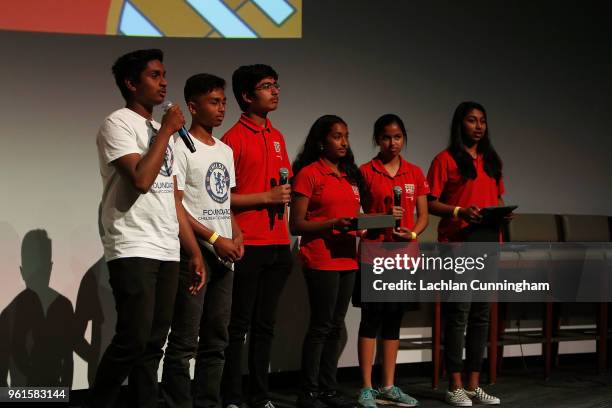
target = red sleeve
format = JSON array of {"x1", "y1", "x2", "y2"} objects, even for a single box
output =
[
  {"x1": 292, "y1": 167, "x2": 315, "y2": 198},
  {"x1": 427, "y1": 154, "x2": 447, "y2": 198}
]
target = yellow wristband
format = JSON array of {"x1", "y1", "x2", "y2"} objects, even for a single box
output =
[
  {"x1": 208, "y1": 232, "x2": 220, "y2": 245},
  {"x1": 453, "y1": 206, "x2": 461, "y2": 219},
  {"x1": 411, "y1": 231, "x2": 417, "y2": 240}
]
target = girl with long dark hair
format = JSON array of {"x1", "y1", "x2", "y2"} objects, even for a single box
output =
[
  {"x1": 427, "y1": 101, "x2": 505, "y2": 406},
  {"x1": 355, "y1": 114, "x2": 427, "y2": 408},
  {"x1": 291, "y1": 115, "x2": 363, "y2": 408}
]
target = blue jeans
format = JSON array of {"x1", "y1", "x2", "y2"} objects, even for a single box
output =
[{"x1": 162, "y1": 247, "x2": 234, "y2": 408}]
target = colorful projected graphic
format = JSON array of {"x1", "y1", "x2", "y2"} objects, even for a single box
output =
[{"x1": 0, "y1": 0, "x2": 301, "y2": 38}]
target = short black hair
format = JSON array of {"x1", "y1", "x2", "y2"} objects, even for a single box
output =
[
  {"x1": 112, "y1": 49, "x2": 164, "y2": 101},
  {"x1": 232, "y1": 64, "x2": 278, "y2": 112},
  {"x1": 184, "y1": 73, "x2": 226, "y2": 103}
]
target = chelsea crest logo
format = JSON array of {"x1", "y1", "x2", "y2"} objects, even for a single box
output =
[{"x1": 205, "y1": 162, "x2": 230, "y2": 203}]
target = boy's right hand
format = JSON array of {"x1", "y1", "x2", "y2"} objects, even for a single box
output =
[
  {"x1": 160, "y1": 105, "x2": 185, "y2": 135},
  {"x1": 267, "y1": 184, "x2": 291, "y2": 205},
  {"x1": 213, "y1": 236, "x2": 241, "y2": 262}
]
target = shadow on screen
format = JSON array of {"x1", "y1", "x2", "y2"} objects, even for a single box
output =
[{"x1": 0, "y1": 229, "x2": 75, "y2": 386}]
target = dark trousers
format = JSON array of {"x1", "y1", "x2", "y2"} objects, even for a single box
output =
[
  {"x1": 301, "y1": 268, "x2": 356, "y2": 393},
  {"x1": 444, "y1": 302, "x2": 490, "y2": 374},
  {"x1": 90, "y1": 257, "x2": 179, "y2": 408},
  {"x1": 162, "y1": 248, "x2": 234, "y2": 408},
  {"x1": 221, "y1": 245, "x2": 292, "y2": 406}
]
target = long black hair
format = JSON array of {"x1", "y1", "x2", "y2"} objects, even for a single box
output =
[
  {"x1": 448, "y1": 101, "x2": 502, "y2": 182},
  {"x1": 292, "y1": 115, "x2": 364, "y2": 194}
]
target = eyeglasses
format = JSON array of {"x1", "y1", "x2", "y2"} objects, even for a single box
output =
[{"x1": 255, "y1": 82, "x2": 280, "y2": 91}]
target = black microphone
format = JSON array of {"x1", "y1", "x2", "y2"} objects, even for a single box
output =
[
  {"x1": 278, "y1": 167, "x2": 289, "y2": 220},
  {"x1": 279, "y1": 167, "x2": 289, "y2": 185},
  {"x1": 161, "y1": 101, "x2": 196, "y2": 153},
  {"x1": 393, "y1": 186, "x2": 402, "y2": 229}
]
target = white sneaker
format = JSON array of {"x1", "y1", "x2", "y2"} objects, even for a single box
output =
[
  {"x1": 464, "y1": 387, "x2": 500, "y2": 405},
  {"x1": 445, "y1": 389, "x2": 472, "y2": 407}
]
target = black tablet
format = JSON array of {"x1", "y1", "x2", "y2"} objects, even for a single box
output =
[{"x1": 479, "y1": 205, "x2": 518, "y2": 223}]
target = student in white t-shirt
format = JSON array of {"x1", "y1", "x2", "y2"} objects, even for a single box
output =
[
  {"x1": 161, "y1": 73, "x2": 244, "y2": 408},
  {"x1": 91, "y1": 49, "x2": 206, "y2": 408}
]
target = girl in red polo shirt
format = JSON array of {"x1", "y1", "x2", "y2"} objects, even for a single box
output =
[
  {"x1": 427, "y1": 101, "x2": 504, "y2": 406},
  {"x1": 356, "y1": 114, "x2": 427, "y2": 408},
  {"x1": 290, "y1": 115, "x2": 363, "y2": 408}
]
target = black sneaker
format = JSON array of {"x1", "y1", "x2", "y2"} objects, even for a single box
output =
[
  {"x1": 297, "y1": 392, "x2": 328, "y2": 408},
  {"x1": 319, "y1": 390, "x2": 355, "y2": 408}
]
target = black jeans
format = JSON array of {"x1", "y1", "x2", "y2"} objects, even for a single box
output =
[
  {"x1": 301, "y1": 268, "x2": 356, "y2": 393},
  {"x1": 90, "y1": 257, "x2": 179, "y2": 408},
  {"x1": 221, "y1": 245, "x2": 292, "y2": 406},
  {"x1": 162, "y1": 248, "x2": 234, "y2": 408},
  {"x1": 444, "y1": 302, "x2": 490, "y2": 374}
]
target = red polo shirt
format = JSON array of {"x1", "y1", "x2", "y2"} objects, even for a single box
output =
[
  {"x1": 292, "y1": 159, "x2": 361, "y2": 270},
  {"x1": 222, "y1": 114, "x2": 292, "y2": 245},
  {"x1": 360, "y1": 156, "x2": 430, "y2": 242},
  {"x1": 427, "y1": 149, "x2": 505, "y2": 242}
]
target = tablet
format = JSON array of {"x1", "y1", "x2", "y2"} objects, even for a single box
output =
[
  {"x1": 479, "y1": 205, "x2": 518, "y2": 225},
  {"x1": 351, "y1": 214, "x2": 396, "y2": 230}
]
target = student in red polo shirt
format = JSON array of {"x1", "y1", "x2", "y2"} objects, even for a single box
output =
[
  {"x1": 427, "y1": 101, "x2": 505, "y2": 407},
  {"x1": 355, "y1": 114, "x2": 428, "y2": 408},
  {"x1": 290, "y1": 115, "x2": 363, "y2": 408},
  {"x1": 220, "y1": 64, "x2": 293, "y2": 408}
]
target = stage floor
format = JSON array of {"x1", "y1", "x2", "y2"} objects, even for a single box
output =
[
  {"x1": 268, "y1": 366, "x2": 612, "y2": 408},
  {"x1": 69, "y1": 358, "x2": 612, "y2": 408}
]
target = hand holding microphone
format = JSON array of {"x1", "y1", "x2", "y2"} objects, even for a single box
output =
[
  {"x1": 392, "y1": 186, "x2": 403, "y2": 229},
  {"x1": 277, "y1": 167, "x2": 290, "y2": 219},
  {"x1": 161, "y1": 101, "x2": 196, "y2": 153},
  {"x1": 268, "y1": 168, "x2": 291, "y2": 204}
]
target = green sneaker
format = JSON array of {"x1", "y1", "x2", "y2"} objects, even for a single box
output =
[
  {"x1": 358, "y1": 388, "x2": 378, "y2": 408},
  {"x1": 376, "y1": 385, "x2": 419, "y2": 407}
]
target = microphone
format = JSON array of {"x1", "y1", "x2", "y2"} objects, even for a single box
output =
[
  {"x1": 279, "y1": 167, "x2": 289, "y2": 185},
  {"x1": 278, "y1": 167, "x2": 289, "y2": 220},
  {"x1": 161, "y1": 101, "x2": 196, "y2": 153},
  {"x1": 393, "y1": 186, "x2": 402, "y2": 229}
]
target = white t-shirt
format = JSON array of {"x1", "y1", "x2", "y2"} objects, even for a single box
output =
[
  {"x1": 96, "y1": 108, "x2": 180, "y2": 262},
  {"x1": 175, "y1": 135, "x2": 236, "y2": 260}
]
